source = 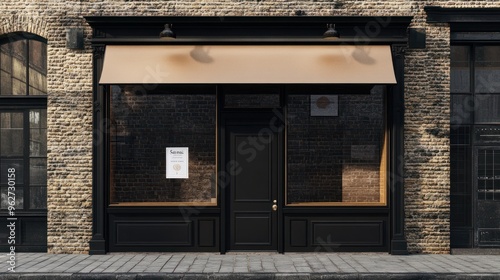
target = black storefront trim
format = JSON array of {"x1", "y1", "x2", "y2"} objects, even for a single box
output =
[
  {"x1": 87, "y1": 16, "x2": 411, "y2": 255},
  {"x1": 389, "y1": 44, "x2": 408, "y2": 255},
  {"x1": 425, "y1": 6, "x2": 500, "y2": 23},
  {"x1": 425, "y1": 7, "x2": 500, "y2": 34},
  {"x1": 85, "y1": 16, "x2": 411, "y2": 42}
]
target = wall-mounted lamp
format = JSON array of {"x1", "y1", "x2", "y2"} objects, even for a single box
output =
[
  {"x1": 159, "y1": 24, "x2": 176, "y2": 40},
  {"x1": 323, "y1": 24, "x2": 340, "y2": 40},
  {"x1": 408, "y1": 28, "x2": 426, "y2": 49},
  {"x1": 66, "y1": 28, "x2": 84, "y2": 49}
]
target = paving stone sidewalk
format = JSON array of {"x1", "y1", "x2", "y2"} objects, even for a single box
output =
[{"x1": 0, "y1": 252, "x2": 500, "y2": 279}]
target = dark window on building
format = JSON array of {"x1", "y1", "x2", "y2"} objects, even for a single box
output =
[
  {"x1": 0, "y1": 34, "x2": 47, "y2": 252},
  {"x1": 451, "y1": 43, "x2": 500, "y2": 248}
]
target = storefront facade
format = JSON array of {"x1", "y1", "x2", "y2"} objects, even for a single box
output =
[
  {"x1": 86, "y1": 16, "x2": 409, "y2": 254},
  {"x1": 0, "y1": 1, "x2": 500, "y2": 255}
]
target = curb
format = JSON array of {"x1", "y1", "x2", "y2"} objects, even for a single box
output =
[{"x1": 1, "y1": 273, "x2": 500, "y2": 280}]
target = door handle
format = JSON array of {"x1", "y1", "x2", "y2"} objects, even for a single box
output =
[{"x1": 272, "y1": 200, "x2": 277, "y2": 211}]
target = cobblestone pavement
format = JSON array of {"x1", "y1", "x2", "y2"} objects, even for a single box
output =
[{"x1": 1, "y1": 252, "x2": 500, "y2": 279}]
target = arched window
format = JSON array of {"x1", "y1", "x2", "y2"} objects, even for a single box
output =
[{"x1": 1, "y1": 34, "x2": 47, "y2": 96}]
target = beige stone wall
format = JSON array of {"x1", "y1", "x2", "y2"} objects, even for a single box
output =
[{"x1": 1, "y1": 0, "x2": 499, "y2": 254}]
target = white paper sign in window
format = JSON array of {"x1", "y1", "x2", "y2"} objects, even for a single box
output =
[{"x1": 166, "y1": 147, "x2": 189, "y2": 179}]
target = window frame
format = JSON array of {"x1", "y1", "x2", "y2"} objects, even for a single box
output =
[
  {"x1": 0, "y1": 33, "x2": 47, "y2": 97},
  {"x1": 107, "y1": 85, "x2": 219, "y2": 207},
  {"x1": 451, "y1": 43, "x2": 500, "y2": 126},
  {"x1": 0, "y1": 33, "x2": 48, "y2": 214},
  {"x1": 284, "y1": 90, "x2": 389, "y2": 207}
]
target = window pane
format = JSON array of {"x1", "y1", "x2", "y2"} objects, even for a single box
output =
[
  {"x1": 30, "y1": 187, "x2": 47, "y2": 209},
  {"x1": 11, "y1": 40, "x2": 27, "y2": 96},
  {"x1": 30, "y1": 128, "x2": 47, "y2": 157},
  {"x1": 223, "y1": 85, "x2": 281, "y2": 108},
  {"x1": 287, "y1": 92, "x2": 386, "y2": 205},
  {"x1": 11, "y1": 77, "x2": 26, "y2": 95},
  {"x1": 451, "y1": 95, "x2": 473, "y2": 125},
  {"x1": 12, "y1": 53, "x2": 26, "y2": 82},
  {"x1": 29, "y1": 68, "x2": 47, "y2": 95},
  {"x1": 451, "y1": 46, "x2": 470, "y2": 93},
  {"x1": 224, "y1": 94, "x2": 280, "y2": 108},
  {"x1": 29, "y1": 40, "x2": 46, "y2": 72},
  {"x1": 29, "y1": 40, "x2": 47, "y2": 96},
  {"x1": 0, "y1": 159, "x2": 24, "y2": 185},
  {"x1": 475, "y1": 94, "x2": 500, "y2": 123},
  {"x1": 0, "y1": 70, "x2": 12, "y2": 95},
  {"x1": 110, "y1": 86, "x2": 216, "y2": 204},
  {"x1": 29, "y1": 158, "x2": 47, "y2": 185},
  {"x1": 29, "y1": 110, "x2": 47, "y2": 157},
  {"x1": 11, "y1": 40, "x2": 26, "y2": 63},
  {"x1": 0, "y1": 45, "x2": 11, "y2": 73},
  {"x1": 1, "y1": 46, "x2": 13, "y2": 96},
  {"x1": 0, "y1": 187, "x2": 24, "y2": 210},
  {"x1": 1, "y1": 112, "x2": 24, "y2": 156},
  {"x1": 475, "y1": 46, "x2": 500, "y2": 93},
  {"x1": 29, "y1": 109, "x2": 47, "y2": 128}
]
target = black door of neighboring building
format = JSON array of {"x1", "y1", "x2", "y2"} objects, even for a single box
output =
[
  {"x1": 475, "y1": 147, "x2": 500, "y2": 247},
  {"x1": 222, "y1": 112, "x2": 282, "y2": 251}
]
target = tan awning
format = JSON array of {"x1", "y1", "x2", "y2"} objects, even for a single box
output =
[{"x1": 99, "y1": 45, "x2": 396, "y2": 84}]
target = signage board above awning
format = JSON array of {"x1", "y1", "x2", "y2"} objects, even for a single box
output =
[{"x1": 99, "y1": 45, "x2": 396, "y2": 84}]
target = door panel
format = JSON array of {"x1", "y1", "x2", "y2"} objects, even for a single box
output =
[
  {"x1": 234, "y1": 214, "x2": 272, "y2": 245},
  {"x1": 233, "y1": 134, "x2": 272, "y2": 202},
  {"x1": 225, "y1": 114, "x2": 280, "y2": 251}
]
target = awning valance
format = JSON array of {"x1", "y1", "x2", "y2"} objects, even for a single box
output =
[{"x1": 99, "y1": 45, "x2": 396, "y2": 84}]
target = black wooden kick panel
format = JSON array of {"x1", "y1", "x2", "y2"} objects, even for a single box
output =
[
  {"x1": 0, "y1": 216, "x2": 47, "y2": 252},
  {"x1": 109, "y1": 214, "x2": 219, "y2": 252},
  {"x1": 116, "y1": 221, "x2": 193, "y2": 245},
  {"x1": 285, "y1": 216, "x2": 388, "y2": 252}
]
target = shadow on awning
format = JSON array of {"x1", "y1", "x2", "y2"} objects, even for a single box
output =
[{"x1": 99, "y1": 45, "x2": 396, "y2": 85}]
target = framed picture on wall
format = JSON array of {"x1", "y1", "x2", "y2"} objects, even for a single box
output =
[{"x1": 310, "y1": 95, "x2": 338, "y2": 116}]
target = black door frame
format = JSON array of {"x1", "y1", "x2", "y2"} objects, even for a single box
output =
[{"x1": 219, "y1": 100, "x2": 285, "y2": 253}]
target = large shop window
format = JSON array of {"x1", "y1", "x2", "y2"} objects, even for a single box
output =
[
  {"x1": 109, "y1": 86, "x2": 217, "y2": 206},
  {"x1": 286, "y1": 87, "x2": 387, "y2": 206}
]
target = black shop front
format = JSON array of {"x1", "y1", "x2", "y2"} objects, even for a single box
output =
[{"x1": 86, "y1": 16, "x2": 412, "y2": 254}]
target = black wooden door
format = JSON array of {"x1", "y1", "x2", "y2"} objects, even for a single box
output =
[{"x1": 224, "y1": 113, "x2": 281, "y2": 251}]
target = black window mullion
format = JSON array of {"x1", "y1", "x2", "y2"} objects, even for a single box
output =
[
  {"x1": 25, "y1": 40, "x2": 29, "y2": 96},
  {"x1": 471, "y1": 44, "x2": 476, "y2": 125},
  {"x1": 23, "y1": 109, "x2": 30, "y2": 210}
]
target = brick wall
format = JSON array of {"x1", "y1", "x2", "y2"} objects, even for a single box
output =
[{"x1": 1, "y1": 0, "x2": 499, "y2": 254}]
